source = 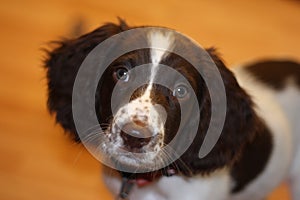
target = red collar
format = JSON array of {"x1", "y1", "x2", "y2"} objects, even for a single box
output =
[
  {"x1": 117, "y1": 169, "x2": 177, "y2": 199},
  {"x1": 129, "y1": 168, "x2": 177, "y2": 187},
  {"x1": 132, "y1": 178, "x2": 152, "y2": 187}
]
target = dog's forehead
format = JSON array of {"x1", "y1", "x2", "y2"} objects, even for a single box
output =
[
  {"x1": 105, "y1": 29, "x2": 199, "y2": 93},
  {"x1": 147, "y1": 30, "x2": 175, "y2": 64}
]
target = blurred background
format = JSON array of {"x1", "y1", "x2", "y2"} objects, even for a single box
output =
[{"x1": 0, "y1": 0, "x2": 299, "y2": 199}]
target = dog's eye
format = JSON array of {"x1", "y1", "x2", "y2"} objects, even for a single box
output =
[
  {"x1": 173, "y1": 84, "x2": 189, "y2": 99},
  {"x1": 113, "y1": 67, "x2": 129, "y2": 82}
]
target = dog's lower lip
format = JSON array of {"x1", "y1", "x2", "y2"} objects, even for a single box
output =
[{"x1": 119, "y1": 146, "x2": 144, "y2": 153}]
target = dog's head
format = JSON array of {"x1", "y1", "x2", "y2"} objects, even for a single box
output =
[{"x1": 45, "y1": 20, "x2": 261, "y2": 177}]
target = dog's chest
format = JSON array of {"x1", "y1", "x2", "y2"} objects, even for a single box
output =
[
  {"x1": 103, "y1": 170, "x2": 231, "y2": 200},
  {"x1": 230, "y1": 67, "x2": 294, "y2": 200}
]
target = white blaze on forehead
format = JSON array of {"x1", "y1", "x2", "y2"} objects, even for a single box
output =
[
  {"x1": 144, "y1": 30, "x2": 175, "y2": 98},
  {"x1": 148, "y1": 30, "x2": 175, "y2": 65}
]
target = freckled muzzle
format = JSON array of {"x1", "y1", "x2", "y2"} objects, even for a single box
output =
[{"x1": 112, "y1": 95, "x2": 166, "y2": 154}]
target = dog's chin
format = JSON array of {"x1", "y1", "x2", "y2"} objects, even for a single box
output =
[
  {"x1": 99, "y1": 139, "x2": 162, "y2": 173},
  {"x1": 97, "y1": 128, "x2": 165, "y2": 172}
]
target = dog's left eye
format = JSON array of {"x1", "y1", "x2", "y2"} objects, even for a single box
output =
[
  {"x1": 173, "y1": 84, "x2": 189, "y2": 99},
  {"x1": 113, "y1": 67, "x2": 130, "y2": 82}
]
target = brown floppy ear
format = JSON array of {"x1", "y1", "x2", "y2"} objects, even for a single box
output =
[
  {"x1": 44, "y1": 19, "x2": 129, "y2": 141},
  {"x1": 177, "y1": 48, "x2": 261, "y2": 175}
]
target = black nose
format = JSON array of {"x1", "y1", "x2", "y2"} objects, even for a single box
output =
[{"x1": 120, "y1": 122, "x2": 152, "y2": 150}]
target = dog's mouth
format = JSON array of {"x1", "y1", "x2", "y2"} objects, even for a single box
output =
[
  {"x1": 118, "y1": 122, "x2": 159, "y2": 153},
  {"x1": 117, "y1": 167, "x2": 177, "y2": 199},
  {"x1": 105, "y1": 120, "x2": 164, "y2": 171}
]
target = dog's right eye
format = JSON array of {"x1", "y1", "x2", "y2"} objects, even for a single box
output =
[{"x1": 113, "y1": 67, "x2": 130, "y2": 82}]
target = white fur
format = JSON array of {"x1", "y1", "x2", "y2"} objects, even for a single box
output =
[
  {"x1": 103, "y1": 168, "x2": 231, "y2": 200},
  {"x1": 148, "y1": 30, "x2": 174, "y2": 66},
  {"x1": 274, "y1": 80, "x2": 300, "y2": 199},
  {"x1": 146, "y1": 30, "x2": 174, "y2": 94}
]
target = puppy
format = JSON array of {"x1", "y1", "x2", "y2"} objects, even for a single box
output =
[{"x1": 45, "y1": 20, "x2": 300, "y2": 200}]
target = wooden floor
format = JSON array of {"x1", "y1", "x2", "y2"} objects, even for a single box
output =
[{"x1": 0, "y1": 0, "x2": 300, "y2": 199}]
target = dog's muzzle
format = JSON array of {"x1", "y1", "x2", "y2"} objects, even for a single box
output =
[{"x1": 120, "y1": 121, "x2": 153, "y2": 150}]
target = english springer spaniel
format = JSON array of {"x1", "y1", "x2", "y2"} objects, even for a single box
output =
[{"x1": 45, "y1": 20, "x2": 300, "y2": 200}]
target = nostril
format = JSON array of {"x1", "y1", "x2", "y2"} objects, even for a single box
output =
[
  {"x1": 120, "y1": 123, "x2": 152, "y2": 149},
  {"x1": 132, "y1": 120, "x2": 147, "y2": 128},
  {"x1": 132, "y1": 116, "x2": 148, "y2": 127}
]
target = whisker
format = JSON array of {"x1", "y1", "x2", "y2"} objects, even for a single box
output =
[
  {"x1": 81, "y1": 132, "x2": 100, "y2": 143},
  {"x1": 72, "y1": 147, "x2": 84, "y2": 166},
  {"x1": 80, "y1": 122, "x2": 111, "y2": 143},
  {"x1": 159, "y1": 148, "x2": 173, "y2": 171},
  {"x1": 161, "y1": 143, "x2": 193, "y2": 176}
]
